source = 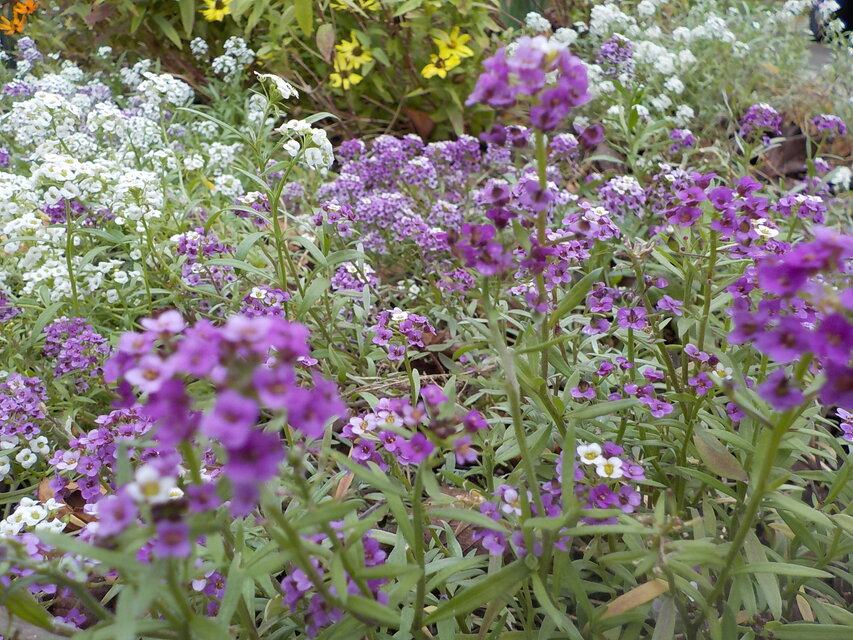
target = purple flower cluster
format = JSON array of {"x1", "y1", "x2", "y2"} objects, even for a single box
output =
[
  {"x1": 43, "y1": 317, "x2": 110, "y2": 391},
  {"x1": 239, "y1": 285, "x2": 291, "y2": 317},
  {"x1": 598, "y1": 175, "x2": 646, "y2": 217},
  {"x1": 731, "y1": 228, "x2": 853, "y2": 410},
  {"x1": 42, "y1": 199, "x2": 112, "y2": 227},
  {"x1": 47, "y1": 407, "x2": 153, "y2": 504},
  {"x1": 838, "y1": 408, "x2": 853, "y2": 442},
  {"x1": 173, "y1": 227, "x2": 236, "y2": 289},
  {"x1": 738, "y1": 103, "x2": 782, "y2": 142},
  {"x1": 330, "y1": 262, "x2": 378, "y2": 292},
  {"x1": 0, "y1": 374, "x2": 47, "y2": 439},
  {"x1": 596, "y1": 35, "x2": 635, "y2": 79},
  {"x1": 339, "y1": 388, "x2": 487, "y2": 471},
  {"x1": 467, "y1": 36, "x2": 590, "y2": 131},
  {"x1": 280, "y1": 531, "x2": 388, "y2": 637},
  {"x1": 0, "y1": 289, "x2": 21, "y2": 323},
  {"x1": 233, "y1": 191, "x2": 271, "y2": 227},
  {"x1": 669, "y1": 128, "x2": 695, "y2": 154},
  {"x1": 0, "y1": 146, "x2": 10, "y2": 168},
  {"x1": 105, "y1": 311, "x2": 346, "y2": 513},
  {"x1": 473, "y1": 440, "x2": 646, "y2": 556},
  {"x1": 810, "y1": 114, "x2": 847, "y2": 137},
  {"x1": 370, "y1": 308, "x2": 436, "y2": 361},
  {"x1": 445, "y1": 223, "x2": 512, "y2": 276}
]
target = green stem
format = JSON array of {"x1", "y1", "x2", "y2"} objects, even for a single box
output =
[
  {"x1": 64, "y1": 200, "x2": 80, "y2": 315},
  {"x1": 697, "y1": 230, "x2": 718, "y2": 353}
]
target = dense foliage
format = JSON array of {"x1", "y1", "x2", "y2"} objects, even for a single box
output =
[{"x1": 0, "y1": 1, "x2": 852, "y2": 639}]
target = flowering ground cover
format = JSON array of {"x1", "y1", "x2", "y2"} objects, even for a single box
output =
[{"x1": 0, "y1": 1, "x2": 852, "y2": 639}]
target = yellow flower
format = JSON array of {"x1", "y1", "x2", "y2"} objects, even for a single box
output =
[
  {"x1": 421, "y1": 52, "x2": 460, "y2": 79},
  {"x1": 335, "y1": 31, "x2": 373, "y2": 70},
  {"x1": 0, "y1": 13, "x2": 26, "y2": 35},
  {"x1": 200, "y1": 0, "x2": 231, "y2": 22},
  {"x1": 329, "y1": 54, "x2": 364, "y2": 90},
  {"x1": 331, "y1": 0, "x2": 379, "y2": 11},
  {"x1": 433, "y1": 26, "x2": 473, "y2": 59}
]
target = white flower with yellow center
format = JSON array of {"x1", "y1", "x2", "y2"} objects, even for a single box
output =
[
  {"x1": 577, "y1": 443, "x2": 604, "y2": 465},
  {"x1": 595, "y1": 457, "x2": 624, "y2": 479},
  {"x1": 126, "y1": 464, "x2": 176, "y2": 504}
]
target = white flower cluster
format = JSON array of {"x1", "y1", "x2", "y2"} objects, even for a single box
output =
[
  {"x1": 278, "y1": 119, "x2": 335, "y2": 171},
  {"x1": 212, "y1": 37, "x2": 256, "y2": 82},
  {"x1": 0, "y1": 497, "x2": 66, "y2": 537},
  {"x1": 136, "y1": 71, "x2": 194, "y2": 107}
]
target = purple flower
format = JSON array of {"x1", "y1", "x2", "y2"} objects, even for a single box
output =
[
  {"x1": 200, "y1": 391, "x2": 259, "y2": 448},
  {"x1": 224, "y1": 430, "x2": 283, "y2": 483},
  {"x1": 398, "y1": 433, "x2": 435, "y2": 465},
  {"x1": 462, "y1": 409, "x2": 488, "y2": 433},
  {"x1": 754, "y1": 317, "x2": 813, "y2": 363},
  {"x1": 758, "y1": 370, "x2": 805, "y2": 411},
  {"x1": 688, "y1": 372, "x2": 714, "y2": 396},
  {"x1": 94, "y1": 491, "x2": 138, "y2": 538},
  {"x1": 819, "y1": 363, "x2": 853, "y2": 409},
  {"x1": 616, "y1": 306, "x2": 647, "y2": 330},
  {"x1": 421, "y1": 384, "x2": 448, "y2": 406},
  {"x1": 616, "y1": 486, "x2": 641, "y2": 514},
  {"x1": 454, "y1": 436, "x2": 478, "y2": 465},
  {"x1": 186, "y1": 483, "x2": 221, "y2": 513},
  {"x1": 656, "y1": 295, "x2": 683, "y2": 316},
  {"x1": 570, "y1": 380, "x2": 596, "y2": 400},
  {"x1": 153, "y1": 520, "x2": 191, "y2": 558},
  {"x1": 125, "y1": 355, "x2": 173, "y2": 394},
  {"x1": 814, "y1": 314, "x2": 853, "y2": 365}
]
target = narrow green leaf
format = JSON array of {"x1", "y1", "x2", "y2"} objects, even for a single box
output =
[
  {"x1": 423, "y1": 561, "x2": 528, "y2": 625},
  {"x1": 731, "y1": 563, "x2": 832, "y2": 579},
  {"x1": 565, "y1": 398, "x2": 639, "y2": 420},
  {"x1": 179, "y1": 0, "x2": 195, "y2": 36}
]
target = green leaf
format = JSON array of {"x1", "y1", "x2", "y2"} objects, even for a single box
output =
[
  {"x1": 153, "y1": 15, "x2": 183, "y2": 47},
  {"x1": 295, "y1": 0, "x2": 313, "y2": 34},
  {"x1": 26, "y1": 301, "x2": 64, "y2": 347},
  {"x1": 235, "y1": 231, "x2": 269, "y2": 261},
  {"x1": 743, "y1": 532, "x2": 781, "y2": 620},
  {"x1": 731, "y1": 563, "x2": 832, "y2": 579},
  {"x1": 423, "y1": 561, "x2": 528, "y2": 625},
  {"x1": 425, "y1": 507, "x2": 508, "y2": 533},
  {"x1": 564, "y1": 398, "x2": 639, "y2": 420},
  {"x1": 179, "y1": 0, "x2": 195, "y2": 36},
  {"x1": 693, "y1": 428, "x2": 748, "y2": 482},
  {"x1": 296, "y1": 277, "x2": 330, "y2": 319},
  {"x1": 346, "y1": 596, "x2": 400, "y2": 628},
  {"x1": 764, "y1": 623, "x2": 853, "y2": 639},
  {"x1": 549, "y1": 268, "x2": 602, "y2": 329},
  {"x1": 651, "y1": 596, "x2": 676, "y2": 640},
  {"x1": 0, "y1": 587, "x2": 55, "y2": 630}
]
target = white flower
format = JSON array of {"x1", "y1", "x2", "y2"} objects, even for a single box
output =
[
  {"x1": 595, "y1": 456, "x2": 624, "y2": 479},
  {"x1": 664, "y1": 77, "x2": 684, "y2": 95},
  {"x1": 0, "y1": 456, "x2": 10, "y2": 479},
  {"x1": 637, "y1": 0, "x2": 656, "y2": 16},
  {"x1": 525, "y1": 12, "x2": 551, "y2": 32},
  {"x1": 28, "y1": 436, "x2": 50, "y2": 456},
  {"x1": 282, "y1": 140, "x2": 300, "y2": 157},
  {"x1": 255, "y1": 72, "x2": 299, "y2": 100},
  {"x1": 21, "y1": 504, "x2": 48, "y2": 527},
  {"x1": 674, "y1": 104, "x2": 695, "y2": 127},
  {"x1": 15, "y1": 448, "x2": 38, "y2": 469},
  {"x1": 577, "y1": 443, "x2": 604, "y2": 465},
  {"x1": 126, "y1": 464, "x2": 177, "y2": 504}
]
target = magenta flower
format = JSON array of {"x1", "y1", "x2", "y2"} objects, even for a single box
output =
[
  {"x1": 754, "y1": 317, "x2": 813, "y2": 364},
  {"x1": 200, "y1": 390, "x2": 259, "y2": 448},
  {"x1": 758, "y1": 370, "x2": 805, "y2": 411},
  {"x1": 399, "y1": 433, "x2": 435, "y2": 465},
  {"x1": 656, "y1": 295, "x2": 683, "y2": 316},
  {"x1": 616, "y1": 306, "x2": 647, "y2": 330},
  {"x1": 819, "y1": 363, "x2": 853, "y2": 409},
  {"x1": 125, "y1": 355, "x2": 173, "y2": 394},
  {"x1": 224, "y1": 430, "x2": 283, "y2": 483},
  {"x1": 454, "y1": 436, "x2": 479, "y2": 465},
  {"x1": 94, "y1": 491, "x2": 138, "y2": 538},
  {"x1": 153, "y1": 520, "x2": 191, "y2": 558}
]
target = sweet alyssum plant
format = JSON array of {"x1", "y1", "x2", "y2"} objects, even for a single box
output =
[{"x1": 1, "y1": 16, "x2": 852, "y2": 640}]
